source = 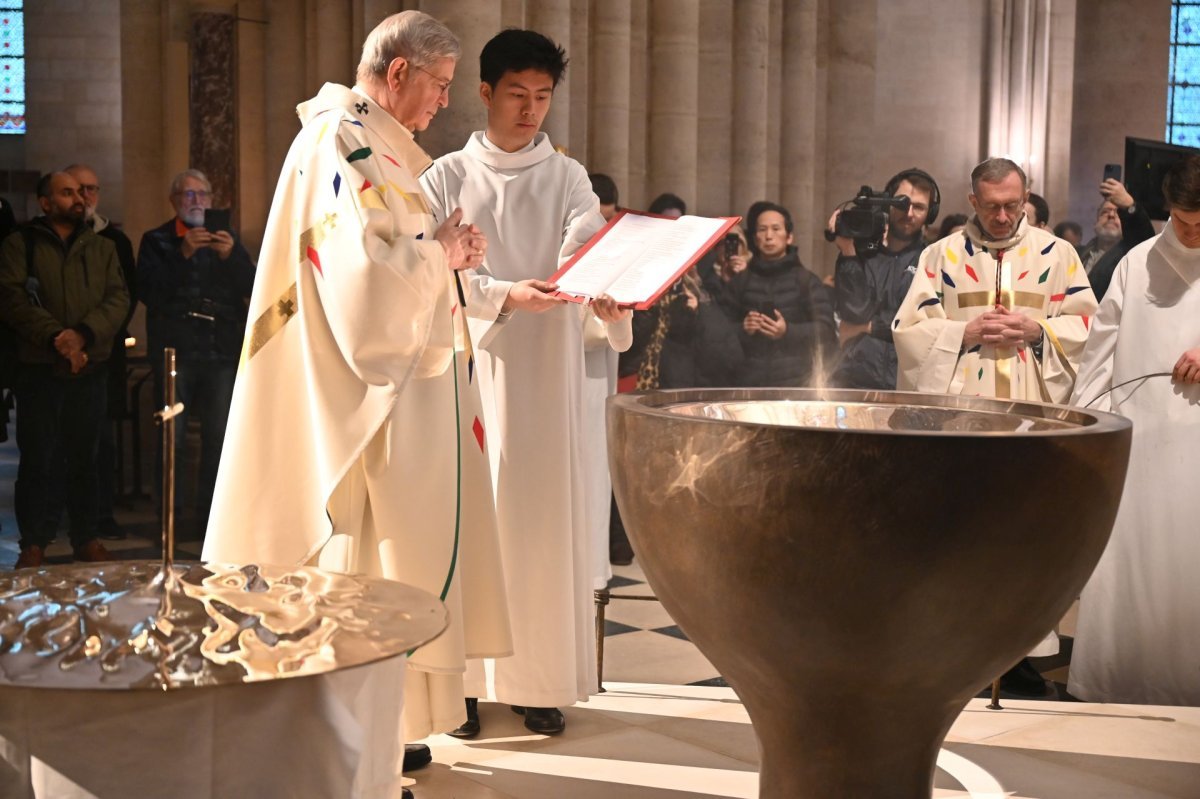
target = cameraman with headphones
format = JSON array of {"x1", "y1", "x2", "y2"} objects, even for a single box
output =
[{"x1": 827, "y1": 168, "x2": 940, "y2": 389}]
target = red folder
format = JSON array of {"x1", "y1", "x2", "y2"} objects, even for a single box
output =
[{"x1": 548, "y1": 210, "x2": 741, "y2": 311}]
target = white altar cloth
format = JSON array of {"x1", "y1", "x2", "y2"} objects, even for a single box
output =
[{"x1": 0, "y1": 656, "x2": 406, "y2": 799}]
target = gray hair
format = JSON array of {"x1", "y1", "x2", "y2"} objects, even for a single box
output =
[
  {"x1": 970, "y1": 157, "x2": 1027, "y2": 194},
  {"x1": 170, "y1": 168, "x2": 211, "y2": 196},
  {"x1": 355, "y1": 11, "x2": 460, "y2": 86}
]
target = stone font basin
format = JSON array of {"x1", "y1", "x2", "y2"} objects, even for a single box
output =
[{"x1": 607, "y1": 388, "x2": 1131, "y2": 798}]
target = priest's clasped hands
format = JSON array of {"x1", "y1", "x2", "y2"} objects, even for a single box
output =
[
  {"x1": 436, "y1": 207, "x2": 488, "y2": 270},
  {"x1": 962, "y1": 305, "x2": 1042, "y2": 348}
]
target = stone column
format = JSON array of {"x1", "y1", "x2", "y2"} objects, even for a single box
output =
[
  {"x1": 696, "y1": 0, "x2": 734, "y2": 216},
  {"x1": 1043, "y1": 0, "x2": 1077, "y2": 224},
  {"x1": 120, "y1": 0, "x2": 167, "y2": 241},
  {"x1": 822, "y1": 0, "x2": 877, "y2": 216},
  {"x1": 1068, "y1": 0, "x2": 1170, "y2": 225},
  {"x1": 588, "y1": 0, "x2": 632, "y2": 197},
  {"x1": 189, "y1": 12, "x2": 238, "y2": 211},
  {"x1": 416, "y1": 0, "x2": 502, "y2": 158},
  {"x1": 731, "y1": 0, "x2": 770, "y2": 218},
  {"x1": 627, "y1": 0, "x2": 649, "y2": 207},
  {"x1": 527, "y1": 0, "x2": 572, "y2": 148},
  {"x1": 764, "y1": 0, "x2": 784, "y2": 203},
  {"x1": 264, "y1": 0, "x2": 308, "y2": 185},
  {"x1": 780, "y1": 0, "x2": 828, "y2": 271},
  {"x1": 312, "y1": 0, "x2": 355, "y2": 87},
  {"x1": 566, "y1": 0, "x2": 590, "y2": 159},
  {"x1": 236, "y1": 0, "x2": 268, "y2": 255},
  {"x1": 648, "y1": 0, "x2": 700, "y2": 208}
]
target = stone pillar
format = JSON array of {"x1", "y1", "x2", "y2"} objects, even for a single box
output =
[
  {"x1": 764, "y1": 0, "x2": 784, "y2": 203},
  {"x1": 648, "y1": 0, "x2": 700, "y2": 208},
  {"x1": 627, "y1": 0, "x2": 649, "y2": 207},
  {"x1": 696, "y1": 0, "x2": 734, "y2": 217},
  {"x1": 264, "y1": 0, "x2": 308, "y2": 185},
  {"x1": 780, "y1": 0, "x2": 828, "y2": 271},
  {"x1": 189, "y1": 12, "x2": 238, "y2": 211},
  {"x1": 566, "y1": 0, "x2": 590, "y2": 159},
  {"x1": 415, "y1": 0, "x2": 503, "y2": 158},
  {"x1": 731, "y1": 0, "x2": 770, "y2": 218},
  {"x1": 1043, "y1": 0, "x2": 1077, "y2": 224},
  {"x1": 120, "y1": 0, "x2": 167, "y2": 241},
  {"x1": 822, "y1": 0, "x2": 877, "y2": 216},
  {"x1": 236, "y1": 0, "x2": 268, "y2": 255},
  {"x1": 312, "y1": 0, "x2": 355, "y2": 87},
  {"x1": 1068, "y1": 0, "x2": 1169, "y2": 226},
  {"x1": 354, "y1": 0, "x2": 403, "y2": 48},
  {"x1": 587, "y1": 0, "x2": 632, "y2": 195},
  {"x1": 527, "y1": 0, "x2": 572, "y2": 148}
]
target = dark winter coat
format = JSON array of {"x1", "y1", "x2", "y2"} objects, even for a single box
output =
[
  {"x1": 830, "y1": 237, "x2": 924, "y2": 389},
  {"x1": 729, "y1": 251, "x2": 837, "y2": 387}
]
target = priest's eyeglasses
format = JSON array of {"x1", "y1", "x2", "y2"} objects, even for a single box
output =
[
  {"x1": 175, "y1": 190, "x2": 210, "y2": 202},
  {"x1": 415, "y1": 64, "x2": 452, "y2": 97},
  {"x1": 978, "y1": 201, "x2": 1023, "y2": 216}
]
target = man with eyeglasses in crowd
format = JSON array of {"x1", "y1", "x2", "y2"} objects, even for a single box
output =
[
  {"x1": 893, "y1": 157, "x2": 1097, "y2": 698},
  {"x1": 65, "y1": 163, "x2": 136, "y2": 540},
  {"x1": 137, "y1": 169, "x2": 254, "y2": 538}
]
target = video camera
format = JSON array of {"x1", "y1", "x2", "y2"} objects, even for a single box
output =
[{"x1": 823, "y1": 186, "x2": 911, "y2": 258}]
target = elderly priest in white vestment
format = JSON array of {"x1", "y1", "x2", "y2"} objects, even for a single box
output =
[
  {"x1": 420, "y1": 28, "x2": 632, "y2": 737},
  {"x1": 203, "y1": 11, "x2": 512, "y2": 792},
  {"x1": 1069, "y1": 155, "x2": 1200, "y2": 707}
]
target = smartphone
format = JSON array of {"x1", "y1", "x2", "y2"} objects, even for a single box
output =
[
  {"x1": 1103, "y1": 163, "x2": 1122, "y2": 183},
  {"x1": 758, "y1": 302, "x2": 777, "y2": 316},
  {"x1": 203, "y1": 208, "x2": 231, "y2": 233},
  {"x1": 723, "y1": 232, "x2": 740, "y2": 259}
]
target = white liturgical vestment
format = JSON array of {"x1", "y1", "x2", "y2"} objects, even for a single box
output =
[
  {"x1": 1069, "y1": 225, "x2": 1200, "y2": 706},
  {"x1": 203, "y1": 83, "x2": 511, "y2": 746},
  {"x1": 421, "y1": 131, "x2": 632, "y2": 707}
]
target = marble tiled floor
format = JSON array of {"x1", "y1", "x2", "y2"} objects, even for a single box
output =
[
  {"x1": 1, "y1": 427, "x2": 1198, "y2": 798},
  {"x1": 408, "y1": 683, "x2": 1200, "y2": 798}
]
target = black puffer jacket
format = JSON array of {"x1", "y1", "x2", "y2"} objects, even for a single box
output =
[{"x1": 729, "y1": 251, "x2": 837, "y2": 387}]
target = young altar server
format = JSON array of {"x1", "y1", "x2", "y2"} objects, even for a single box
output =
[{"x1": 420, "y1": 28, "x2": 632, "y2": 736}]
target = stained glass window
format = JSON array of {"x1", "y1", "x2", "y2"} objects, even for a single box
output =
[
  {"x1": 0, "y1": 2, "x2": 22, "y2": 135},
  {"x1": 1169, "y1": 0, "x2": 1200, "y2": 146}
]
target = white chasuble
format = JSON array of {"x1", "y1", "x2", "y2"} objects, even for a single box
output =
[
  {"x1": 203, "y1": 84, "x2": 511, "y2": 745},
  {"x1": 1069, "y1": 226, "x2": 1200, "y2": 706},
  {"x1": 894, "y1": 218, "x2": 1097, "y2": 402},
  {"x1": 421, "y1": 131, "x2": 632, "y2": 707}
]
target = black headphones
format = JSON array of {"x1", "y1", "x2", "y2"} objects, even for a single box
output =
[{"x1": 884, "y1": 168, "x2": 941, "y2": 225}]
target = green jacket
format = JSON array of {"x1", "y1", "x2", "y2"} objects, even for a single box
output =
[{"x1": 0, "y1": 218, "x2": 130, "y2": 366}]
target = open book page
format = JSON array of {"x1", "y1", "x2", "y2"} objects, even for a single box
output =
[{"x1": 552, "y1": 212, "x2": 733, "y2": 307}]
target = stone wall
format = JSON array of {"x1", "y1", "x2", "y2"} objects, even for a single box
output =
[
  {"x1": 3, "y1": 0, "x2": 124, "y2": 221},
  {"x1": 0, "y1": 0, "x2": 1178, "y2": 274}
]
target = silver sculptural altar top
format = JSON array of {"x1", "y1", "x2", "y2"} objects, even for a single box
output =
[
  {"x1": 0, "y1": 561, "x2": 447, "y2": 691},
  {"x1": 646, "y1": 388, "x2": 1122, "y2": 435}
]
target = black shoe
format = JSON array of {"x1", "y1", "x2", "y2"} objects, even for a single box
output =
[
  {"x1": 98, "y1": 518, "x2": 125, "y2": 541},
  {"x1": 998, "y1": 657, "x2": 1050, "y2": 697},
  {"x1": 609, "y1": 539, "x2": 634, "y2": 566},
  {"x1": 511, "y1": 705, "x2": 565, "y2": 734},
  {"x1": 446, "y1": 698, "x2": 480, "y2": 739},
  {"x1": 401, "y1": 789, "x2": 413, "y2": 799},
  {"x1": 402, "y1": 742, "x2": 431, "y2": 772}
]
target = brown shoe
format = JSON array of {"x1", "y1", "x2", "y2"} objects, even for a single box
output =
[
  {"x1": 14, "y1": 545, "x2": 44, "y2": 569},
  {"x1": 73, "y1": 539, "x2": 113, "y2": 563}
]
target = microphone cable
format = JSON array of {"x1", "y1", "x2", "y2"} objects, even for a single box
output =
[{"x1": 1082, "y1": 371, "x2": 1174, "y2": 408}]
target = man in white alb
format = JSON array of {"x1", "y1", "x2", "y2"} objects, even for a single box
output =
[{"x1": 421, "y1": 28, "x2": 631, "y2": 736}]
